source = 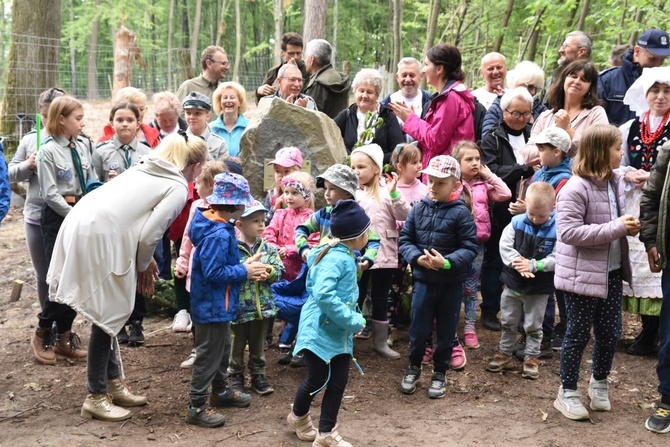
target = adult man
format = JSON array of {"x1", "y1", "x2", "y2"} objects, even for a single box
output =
[
  {"x1": 256, "y1": 32, "x2": 309, "y2": 102},
  {"x1": 303, "y1": 39, "x2": 351, "y2": 119},
  {"x1": 540, "y1": 31, "x2": 592, "y2": 105},
  {"x1": 260, "y1": 63, "x2": 318, "y2": 110},
  {"x1": 599, "y1": 28, "x2": 670, "y2": 126},
  {"x1": 176, "y1": 46, "x2": 229, "y2": 102},
  {"x1": 472, "y1": 52, "x2": 508, "y2": 109}
]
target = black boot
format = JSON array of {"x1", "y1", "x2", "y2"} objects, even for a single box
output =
[{"x1": 626, "y1": 315, "x2": 659, "y2": 356}]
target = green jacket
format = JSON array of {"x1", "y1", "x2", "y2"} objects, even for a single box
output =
[
  {"x1": 640, "y1": 141, "x2": 670, "y2": 269},
  {"x1": 303, "y1": 64, "x2": 351, "y2": 119}
]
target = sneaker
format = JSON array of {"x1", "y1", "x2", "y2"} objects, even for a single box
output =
[
  {"x1": 290, "y1": 352, "x2": 305, "y2": 368},
  {"x1": 645, "y1": 402, "x2": 670, "y2": 434},
  {"x1": 210, "y1": 388, "x2": 251, "y2": 408},
  {"x1": 451, "y1": 344, "x2": 467, "y2": 370},
  {"x1": 551, "y1": 335, "x2": 563, "y2": 351},
  {"x1": 553, "y1": 387, "x2": 590, "y2": 420},
  {"x1": 486, "y1": 353, "x2": 515, "y2": 373},
  {"x1": 287, "y1": 411, "x2": 317, "y2": 441},
  {"x1": 521, "y1": 358, "x2": 539, "y2": 380},
  {"x1": 172, "y1": 309, "x2": 192, "y2": 332},
  {"x1": 421, "y1": 346, "x2": 434, "y2": 365},
  {"x1": 400, "y1": 365, "x2": 421, "y2": 395},
  {"x1": 463, "y1": 331, "x2": 480, "y2": 349},
  {"x1": 185, "y1": 404, "x2": 225, "y2": 428},
  {"x1": 481, "y1": 314, "x2": 501, "y2": 331},
  {"x1": 588, "y1": 376, "x2": 611, "y2": 411},
  {"x1": 354, "y1": 325, "x2": 371, "y2": 339},
  {"x1": 180, "y1": 349, "x2": 196, "y2": 368},
  {"x1": 116, "y1": 326, "x2": 129, "y2": 344},
  {"x1": 251, "y1": 375, "x2": 274, "y2": 395},
  {"x1": 278, "y1": 346, "x2": 293, "y2": 365},
  {"x1": 428, "y1": 372, "x2": 447, "y2": 399},
  {"x1": 127, "y1": 320, "x2": 144, "y2": 346},
  {"x1": 313, "y1": 426, "x2": 353, "y2": 447},
  {"x1": 230, "y1": 374, "x2": 245, "y2": 392}
]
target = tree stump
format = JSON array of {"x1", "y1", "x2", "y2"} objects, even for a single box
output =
[{"x1": 113, "y1": 25, "x2": 147, "y2": 97}]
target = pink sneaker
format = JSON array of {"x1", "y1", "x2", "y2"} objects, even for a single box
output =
[
  {"x1": 422, "y1": 346, "x2": 434, "y2": 365},
  {"x1": 463, "y1": 331, "x2": 480, "y2": 349},
  {"x1": 451, "y1": 344, "x2": 467, "y2": 370}
]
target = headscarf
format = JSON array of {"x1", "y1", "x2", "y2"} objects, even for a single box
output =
[{"x1": 623, "y1": 67, "x2": 670, "y2": 117}]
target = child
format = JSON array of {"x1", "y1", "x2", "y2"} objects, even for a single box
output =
[
  {"x1": 398, "y1": 155, "x2": 478, "y2": 398},
  {"x1": 183, "y1": 92, "x2": 229, "y2": 160},
  {"x1": 97, "y1": 86, "x2": 160, "y2": 148},
  {"x1": 229, "y1": 200, "x2": 285, "y2": 395},
  {"x1": 287, "y1": 200, "x2": 369, "y2": 446},
  {"x1": 32, "y1": 95, "x2": 96, "y2": 365},
  {"x1": 264, "y1": 146, "x2": 304, "y2": 224},
  {"x1": 486, "y1": 182, "x2": 556, "y2": 380},
  {"x1": 350, "y1": 143, "x2": 410, "y2": 360},
  {"x1": 174, "y1": 160, "x2": 227, "y2": 368},
  {"x1": 552, "y1": 124, "x2": 639, "y2": 420},
  {"x1": 186, "y1": 172, "x2": 268, "y2": 428},
  {"x1": 452, "y1": 141, "x2": 511, "y2": 354}
]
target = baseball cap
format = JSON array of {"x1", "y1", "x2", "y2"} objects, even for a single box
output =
[
  {"x1": 532, "y1": 127, "x2": 571, "y2": 153},
  {"x1": 316, "y1": 164, "x2": 359, "y2": 199},
  {"x1": 206, "y1": 172, "x2": 254, "y2": 206},
  {"x1": 419, "y1": 155, "x2": 461, "y2": 179},
  {"x1": 637, "y1": 29, "x2": 670, "y2": 57},
  {"x1": 267, "y1": 146, "x2": 303, "y2": 168},
  {"x1": 182, "y1": 91, "x2": 213, "y2": 111},
  {"x1": 240, "y1": 200, "x2": 267, "y2": 218}
]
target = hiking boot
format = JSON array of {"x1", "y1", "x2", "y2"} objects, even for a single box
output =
[
  {"x1": 645, "y1": 402, "x2": 670, "y2": 434},
  {"x1": 521, "y1": 358, "x2": 539, "y2": 380},
  {"x1": 32, "y1": 327, "x2": 56, "y2": 365},
  {"x1": 313, "y1": 425, "x2": 352, "y2": 447},
  {"x1": 54, "y1": 330, "x2": 87, "y2": 360},
  {"x1": 400, "y1": 365, "x2": 421, "y2": 395},
  {"x1": 451, "y1": 344, "x2": 467, "y2": 370},
  {"x1": 421, "y1": 346, "x2": 434, "y2": 365},
  {"x1": 230, "y1": 374, "x2": 245, "y2": 392},
  {"x1": 287, "y1": 411, "x2": 317, "y2": 441},
  {"x1": 127, "y1": 320, "x2": 144, "y2": 346},
  {"x1": 290, "y1": 351, "x2": 306, "y2": 368},
  {"x1": 180, "y1": 349, "x2": 196, "y2": 368},
  {"x1": 278, "y1": 346, "x2": 293, "y2": 365},
  {"x1": 354, "y1": 325, "x2": 371, "y2": 339},
  {"x1": 588, "y1": 376, "x2": 611, "y2": 411},
  {"x1": 463, "y1": 330, "x2": 480, "y2": 349},
  {"x1": 210, "y1": 388, "x2": 251, "y2": 408},
  {"x1": 428, "y1": 372, "x2": 447, "y2": 399},
  {"x1": 185, "y1": 404, "x2": 225, "y2": 428},
  {"x1": 251, "y1": 375, "x2": 274, "y2": 395},
  {"x1": 553, "y1": 386, "x2": 590, "y2": 420},
  {"x1": 171, "y1": 309, "x2": 192, "y2": 332},
  {"x1": 81, "y1": 393, "x2": 131, "y2": 421},
  {"x1": 117, "y1": 326, "x2": 129, "y2": 344},
  {"x1": 486, "y1": 353, "x2": 515, "y2": 372},
  {"x1": 108, "y1": 378, "x2": 147, "y2": 407},
  {"x1": 481, "y1": 314, "x2": 501, "y2": 331}
]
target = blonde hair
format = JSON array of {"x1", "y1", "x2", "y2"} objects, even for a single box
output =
[
  {"x1": 525, "y1": 181, "x2": 556, "y2": 209},
  {"x1": 115, "y1": 86, "x2": 147, "y2": 106},
  {"x1": 572, "y1": 124, "x2": 621, "y2": 181},
  {"x1": 213, "y1": 82, "x2": 247, "y2": 114},
  {"x1": 352, "y1": 152, "x2": 382, "y2": 204},
  {"x1": 283, "y1": 170, "x2": 316, "y2": 210},
  {"x1": 196, "y1": 160, "x2": 227, "y2": 187},
  {"x1": 45, "y1": 96, "x2": 83, "y2": 136},
  {"x1": 154, "y1": 134, "x2": 208, "y2": 170}
]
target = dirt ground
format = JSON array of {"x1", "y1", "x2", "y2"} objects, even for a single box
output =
[{"x1": 0, "y1": 205, "x2": 665, "y2": 447}]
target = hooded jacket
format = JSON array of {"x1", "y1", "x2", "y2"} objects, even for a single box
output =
[
  {"x1": 531, "y1": 157, "x2": 573, "y2": 194},
  {"x1": 304, "y1": 64, "x2": 352, "y2": 119},
  {"x1": 462, "y1": 173, "x2": 512, "y2": 243},
  {"x1": 598, "y1": 49, "x2": 640, "y2": 126},
  {"x1": 640, "y1": 141, "x2": 670, "y2": 268}
]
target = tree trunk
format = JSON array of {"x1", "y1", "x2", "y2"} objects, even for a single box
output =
[
  {"x1": 69, "y1": 0, "x2": 77, "y2": 95},
  {"x1": 421, "y1": 0, "x2": 441, "y2": 89},
  {"x1": 190, "y1": 0, "x2": 203, "y2": 68},
  {"x1": 1, "y1": 0, "x2": 61, "y2": 153},
  {"x1": 233, "y1": 0, "x2": 241, "y2": 82},
  {"x1": 332, "y1": 0, "x2": 338, "y2": 56},
  {"x1": 575, "y1": 0, "x2": 590, "y2": 31},
  {"x1": 273, "y1": 0, "x2": 283, "y2": 66},
  {"x1": 453, "y1": 0, "x2": 470, "y2": 47},
  {"x1": 113, "y1": 26, "x2": 146, "y2": 96},
  {"x1": 216, "y1": 0, "x2": 230, "y2": 47},
  {"x1": 493, "y1": 0, "x2": 514, "y2": 52},
  {"x1": 520, "y1": 7, "x2": 544, "y2": 61},
  {"x1": 180, "y1": 2, "x2": 193, "y2": 81},
  {"x1": 302, "y1": 0, "x2": 327, "y2": 42},
  {"x1": 629, "y1": 9, "x2": 645, "y2": 46},
  {"x1": 392, "y1": 0, "x2": 403, "y2": 75},
  {"x1": 87, "y1": 0, "x2": 101, "y2": 99},
  {"x1": 167, "y1": 0, "x2": 175, "y2": 91}
]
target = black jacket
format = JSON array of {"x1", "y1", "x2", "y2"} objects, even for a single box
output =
[
  {"x1": 255, "y1": 59, "x2": 309, "y2": 103},
  {"x1": 598, "y1": 49, "x2": 640, "y2": 126}
]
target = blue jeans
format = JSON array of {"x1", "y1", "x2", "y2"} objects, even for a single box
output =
[
  {"x1": 462, "y1": 244, "x2": 484, "y2": 328},
  {"x1": 658, "y1": 269, "x2": 670, "y2": 399},
  {"x1": 279, "y1": 321, "x2": 299, "y2": 347},
  {"x1": 409, "y1": 280, "x2": 462, "y2": 373}
]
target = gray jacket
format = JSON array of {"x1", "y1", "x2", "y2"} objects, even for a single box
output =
[{"x1": 9, "y1": 130, "x2": 46, "y2": 221}]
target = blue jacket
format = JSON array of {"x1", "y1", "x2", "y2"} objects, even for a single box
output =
[
  {"x1": 189, "y1": 208, "x2": 247, "y2": 324},
  {"x1": 598, "y1": 49, "x2": 640, "y2": 126},
  {"x1": 482, "y1": 96, "x2": 547, "y2": 137},
  {"x1": 531, "y1": 157, "x2": 572, "y2": 189},
  {"x1": 210, "y1": 114, "x2": 249, "y2": 157},
  {"x1": 399, "y1": 196, "x2": 478, "y2": 284},
  {"x1": 0, "y1": 144, "x2": 9, "y2": 223},
  {"x1": 293, "y1": 243, "x2": 366, "y2": 362}
]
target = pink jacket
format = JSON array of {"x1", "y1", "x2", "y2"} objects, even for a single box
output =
[
  {"x1": 357, "y1": 187, "x2": 411, "y2": 269},
  {"x1": 403, "y1": 82, "x2": 475, "y2": 168},
  {"x1": 554, "y1": 173, "x2": 632, "y2": 298},
  {"x1": 175, "y1": 199, "x2": 206, "y2": 292},
  {"x1": 462, "y1": 174, "x2": 512, "y2": 243},
  {"x1": 262, "y1": 206, "x2": 318, "y2": 281}
]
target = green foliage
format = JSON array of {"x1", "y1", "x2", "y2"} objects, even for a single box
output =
[{"x1": 354, "y1": 111, "x2": 384, "y2": 148}]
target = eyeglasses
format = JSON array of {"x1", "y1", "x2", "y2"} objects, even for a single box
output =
[
  {"x1": 210, "y1": 59, "x2": 230, "y2": 67},
  {"x1": 281, "y1": 77, "x2": 303, "y2": 83},
  {"x1": 505, "y1": 109, "x2": 532, "y2": 119}
]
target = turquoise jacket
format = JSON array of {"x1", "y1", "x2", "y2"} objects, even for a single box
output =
[
  {"x1": 210, "y1": 114, "x2": 249, "y2": 157},
  {"x1": 294, "y1": 242, "x2": 366, "y2": 362}
]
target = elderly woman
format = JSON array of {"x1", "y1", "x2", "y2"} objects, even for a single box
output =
[
  {"x1": 48, "y1": 134, "x2": 208, "y2": 421},
  {"x1": 617, "y1": 67, "x2": 670, "y2": 356},
  {"x1": 211, "y1": 81, "x2": 249, "y2": 157},
  {"x1": 150, "y1": 91, "x2": 187, "y2": 139},
  {"x1": 333, "y1": 68, "x2": 404, "y2": 164},
  {"x1": 481, "y1": 61, "x2": 547, "y2": 136},
  {"x1": 479, "y1": 87, "x2": 535, "y2": 331},
  {"x1": 98, "y1": 87, "x2": 161, "y2": 148}
]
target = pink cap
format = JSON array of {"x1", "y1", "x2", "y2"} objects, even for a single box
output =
[{"x1": 267, "y1": 146, "x2": 303, "y2": 168}]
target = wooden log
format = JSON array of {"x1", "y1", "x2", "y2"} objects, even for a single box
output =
[{"x1": 10, "y1": 280, "x2": 24, "y2": 302}]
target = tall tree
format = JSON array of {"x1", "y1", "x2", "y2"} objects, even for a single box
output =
[
  {"x1": 233, "y1": 0, "x2": 241, "y2": 81},
  {"x1": 273, "y1": 0, "x2": 283, "y2": 65},
  {"x1": 167, "y1": 0, "x2": 175, "y2": 91},
  {"x1": 87, "y1": 0, "x2": 101, "y2": 99},
  {"x1": 493, "y1": 0, "x2": 515, "y2": 52},
  {"x1": 392, "y1": 0, "x2": 403, "y2": 75},
  {"x1": 575, "y1": 0, "x2": 591, "y2": 31},
  {"x1": 190, "y1": 0, "x2": 203, "y2": 67},
  {"x1": 303, "y1": 0, "x2": 327, "y2": 42}
]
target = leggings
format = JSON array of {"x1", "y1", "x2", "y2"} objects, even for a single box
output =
[
  {"x1": 25, "y1": 221, "x2": 49, "y2": 310},
  {"x1": 357, "y1": 268, "x2": 395, "y2": 322}
]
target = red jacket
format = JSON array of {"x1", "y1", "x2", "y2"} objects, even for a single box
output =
[{"x1": 97, "y1": 123, "x2": 161, "y2": 149}]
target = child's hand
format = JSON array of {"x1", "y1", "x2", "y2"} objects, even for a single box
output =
[
  {"x1": 620, "y1": 214, "x2": 641, "y2": 236},
  {"x1": 424, "y1": 248, "x2": 445, "y2": 269},
  {"x1": 480, "y1": 164, "x2": 492, "y2": 180},
  {"x1": 108, "y1": 169, "x2": 118, "y2": 181},
  {"x1": 624, "y1": 169, "x2": 650, "y2": 188},
  {"x1": 648, "y1": 247, "x2": 662, "y2": 273},
  {"x1": 417, "y1": 255, "x2": 435, "y2": 270},
  {"x1": 278, "y1": 246, "x2": 288, "y2": 258},
  {"x1": 519, "y1": 271, "x2": 535, "y2": 278},
  {"x1": 273, "y1": 195, "x2": 285, "y2": 210},
  {"x1": 512, "y1": 256, "x2": 531, "y2": 273},
  {"x1": 358, "y1": 259, "x2": 371, "y2": 271},
  {"x1": 245, "y1": 261, "x2": 268, "y2": 281},
  {"x1": 508, "y1": 199, "x2": 526, "y2": 215},
  {"x1": 174, "y1": 268, "x2": 186, "y2": 279},
  {"x1": 386, "y1": 172, "x2": 399, "y2": 193},
  {"x1": 301, "y1": 249, "x2": 310, "y2": 262}
]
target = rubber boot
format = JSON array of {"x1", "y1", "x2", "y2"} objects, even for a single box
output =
[
  {"x1": 627, "y1": 315, "x2": 660, "y2": 356},
  {"x1": 371, "y1": 320, "x2": 400, "y2": 359}
]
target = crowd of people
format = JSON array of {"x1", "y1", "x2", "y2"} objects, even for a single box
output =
[{"x1": 2, "y1": 26, "x2": 670, "y2": 445}]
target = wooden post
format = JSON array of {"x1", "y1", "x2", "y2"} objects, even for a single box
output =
[{"x1": 10, "y1": 280, "x2": 24, "y2": 302}]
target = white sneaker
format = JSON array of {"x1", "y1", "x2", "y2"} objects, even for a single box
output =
[
  {"x1": 588, "y1": 376, "x2": 611, "y2": 411},
  {"x1": 553, "y1": 386, "x2": 590, "y2": 420},
  {"x1": 180, "y1": 349, "x2": 196, "y2": 368},
  {"x1": 172, "y1": 310, "x2": 192, "y2": 332}
]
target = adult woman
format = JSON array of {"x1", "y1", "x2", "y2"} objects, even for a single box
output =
[
  {"x1": 48, "y1": 134, "x2": 208, "y2": 421},
  {"x1": 149, "y1": 91, "x2": 187, "y2": 140},
  {"x1": 389, "y1": 44, "x2": 475, "y2": 167},
  {"x1": 211, "y1": 81, "x2": 249, "y2": 157},
  {"x1": 334, "y1": 68, "x2": 404, "y2": 164},
  {"x1": 98, "y1": 87, "x2": 161, "y2": 148},
  {"x1": 617, "y1": 67, "x2": 670, "y2": 356},
  {"x1": 481, "y1": 61, "x2": 547, "y2": 136},
  {"x1": 479, "y1": 87, "x2": 535, "y2": 331}
]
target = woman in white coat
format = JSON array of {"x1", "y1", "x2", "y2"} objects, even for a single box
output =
[{"x1": 47, "y1": 133, "x2": 208, "y2": 421}]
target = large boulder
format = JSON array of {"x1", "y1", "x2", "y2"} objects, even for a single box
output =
[{"x1": 239, "y1": 97, "x2": 347, "y2": 203}]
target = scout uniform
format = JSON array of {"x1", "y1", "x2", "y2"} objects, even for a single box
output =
[
  {"x1": 183, "y1": 91, "x2": 229, "y2": 161},
  {"x1": 93, "y1": 136, "x2": 151, "y2": 182}
]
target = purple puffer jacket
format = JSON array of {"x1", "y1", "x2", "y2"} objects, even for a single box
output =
[{"x1": 554, "y1": 173, "x2": 632, "y2": 298}]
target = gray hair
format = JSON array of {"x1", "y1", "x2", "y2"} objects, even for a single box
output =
[
  {"x1": 305, "y1": 39, "x2": 333, "y2": 67},
  {"x1": 566, "y1": 31, "x2": 592, "y2": 58},
  {"x1": 277, "y1": 63, "x2": 302, "y2": 79},
  {"x1": 352, "y1": 69, "x2": 383, "y2": 96},
  {"x1": 506, "y1": 61, "x2": 545, "y2": 90},
  {"x1": 397, "y1": 57, "x2": 421, "y2": 72},
  {"x1": 152, "y1": 91, "x2": 181, "y2": 116},
  {"x1": 480, "y1": 52, "x2": 506, "y2": 69},
  {"x1": 500, "y1": 87, "x2": 533, "y2": 110}
]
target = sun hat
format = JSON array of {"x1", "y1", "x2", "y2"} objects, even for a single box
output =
[
  {"x1": 206, "y1": 172, "x2": 254, "y2": 206},
  {"x1": 316, "y1": 164, "x2": 359, "y2": 199}
]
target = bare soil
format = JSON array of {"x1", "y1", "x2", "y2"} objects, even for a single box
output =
[{"x1": 0, "y1": 206, "x2": 664, "y2": 447}]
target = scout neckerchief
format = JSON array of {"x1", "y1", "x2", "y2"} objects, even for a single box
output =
[
  {"x1": 68, "y1": 139, "x2": 87, "y2": 194},
  {"x1": 120, "y1": 144, "x2": 133, "y2": 170}
]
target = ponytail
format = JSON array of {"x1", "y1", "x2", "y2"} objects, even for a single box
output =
[{"x1": 155, "y1": 133, "x2": 208, "y2": 170}]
